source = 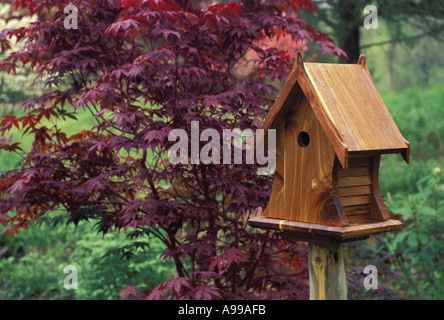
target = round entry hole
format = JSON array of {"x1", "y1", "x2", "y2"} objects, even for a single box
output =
[{"x1": 297, "y1": 131, "x2": 310, "y2": 148}]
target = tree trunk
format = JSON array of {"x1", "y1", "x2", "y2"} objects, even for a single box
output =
[{"x1": 336, "y1": 0, "x2": 362, "y2": 64}]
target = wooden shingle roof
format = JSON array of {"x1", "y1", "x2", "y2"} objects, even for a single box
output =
[{"x1": 262, "y1": 53, "x2": 410, "y2": 169}]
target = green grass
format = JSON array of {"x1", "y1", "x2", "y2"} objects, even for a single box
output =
[{"x1": 0, "y1": 108, "x2": 96, "y2": 171}]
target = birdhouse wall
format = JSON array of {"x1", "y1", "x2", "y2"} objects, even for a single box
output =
[
  {"x1": 334, "y1": 154, "x2": 389, "y2": 224},
  {"x1": 263, "y1": 123, "x2": 285, "y2": 219},
  {"x1": 336, "y1": 156, "x2": 372, "y2": 223},
  {"x1": 264, "y1": 94, "x2": 337, "y2": 224}
]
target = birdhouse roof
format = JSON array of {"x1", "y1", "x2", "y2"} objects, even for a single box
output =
[{"x1": 261, "y1": 53, "x2": 410, "y2": 169}]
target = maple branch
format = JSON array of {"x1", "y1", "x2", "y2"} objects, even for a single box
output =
[{"x1": 165, "y1": 228, "x2": 190, "y2": 279}]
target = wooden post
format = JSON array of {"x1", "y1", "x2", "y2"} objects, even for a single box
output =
[{"x1": 309, "y1": 242, "x2": 347, "y2": 300}]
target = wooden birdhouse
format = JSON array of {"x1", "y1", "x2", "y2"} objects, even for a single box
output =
[{"x1": 249, "y1": 54, "x2": 410, "y2": 244}]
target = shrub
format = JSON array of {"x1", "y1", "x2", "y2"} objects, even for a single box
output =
[
  {"x1": 0, "y1": 217, "x2": 174, "y2": 299},
  {"x1": 382, "y1": 167, "x2": 444, "y2": 299},
  {"x1": 0, "y1": 0, "x2": 344, "y2": 299}
]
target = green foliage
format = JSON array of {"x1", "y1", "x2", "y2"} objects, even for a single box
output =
[
  {"x1": 0, "y1": 253, "x2": 74, "y2": 300},
  {"x1": 0, "y1": 109, "x2": 95, "y2": 171},
  {"x1": 374, "y1": 83, "x2": 444, "y2": 300},
  {"x1": 0, "y1": 4, "x2": 46, "y2": 106},
  {"x1": 0, "y1": 217, "x2": 174, "y2": 300},
  {"x1": 0, "y1": 215, "x2": 76, "y2": 299},
  {"x1": 379, "y1": 82, "x2": 444, "y2": 195},
  {"x1": 72, "y1": 227, "x2": 175, "y2": 300},
  {"x1": 381, "y1": 169, "x2": 444, "y2": 299},
  {"x1": 382, "y1": 82, "x2": 444, "y2": 160},
  {"x1": 380, "y1": 158, "x2": 435, "y2": 196}
]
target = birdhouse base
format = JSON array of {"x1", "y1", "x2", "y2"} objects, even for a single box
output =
[{"x1": 248, "y1": 217, "x2": 403, "y2": 245}]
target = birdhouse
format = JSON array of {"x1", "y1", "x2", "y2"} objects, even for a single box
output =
[{"x1": 249, "y1": 53, "x2": 410, "y2": 244}]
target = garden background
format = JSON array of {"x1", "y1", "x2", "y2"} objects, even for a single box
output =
[{"x1": 0, "y1": 0, "x2": 443, "y2": 300}]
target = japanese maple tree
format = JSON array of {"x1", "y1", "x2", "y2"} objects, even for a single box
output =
[{"x1": 0, "y1": 0, "x2": 345, "y2": 299}]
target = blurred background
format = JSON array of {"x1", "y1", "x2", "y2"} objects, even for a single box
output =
[{"x1": 1, "y1": 0, "x2": 443, "y2": 299}]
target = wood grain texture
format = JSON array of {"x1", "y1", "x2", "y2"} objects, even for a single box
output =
[
  {"x1": 337, "y1": 185, "x2": 372, "y2": 197},
  {"x1": 337, "y1": 166, "x2": 371, "y2": 177},
  {"x1": 303, "y1": 62, "x2": 409, "y2": 155},
  {"x1": 340, "y1": 195, "x2": 372, "y2": 207},
  {"x1": 337, "y1": 176, "x2": 371, "y2": 187},
  {"x1": 309, "y1": 243, "x2": 347, "y2": 300},
  {"x1": 263, "y1": 115, "x2": 284, "y2": 219},
  {"x1": 320, "y1": 196, "x2": 349, "y2": 227},
  {"x1": 343, "y1": 204, "x2": 371, "y2": 216},
  {"x1": 334, "y1": 155, "x2": 391, "y2": 224},
  {"x1": 347, "y1": 213, "x2": 371, "y2": 223},
  {"x1": 274, "y1": 120, "x2": 285, "y2": 180},
  {"x1": 370, "y1": 154, "x2": 390, "y2": 221},
  {"x1": 282, "y1": 95, "x2": 337, "y2": 224},
  {"x1": 248, "y1": 216, "x2": 403, "y2": 242},
  {"x1": 336, "y1": 156, "x2": 373, "y2": 222},
  {"x1": 263, "y1": 176, "x2": 285, "y2": 219}
]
